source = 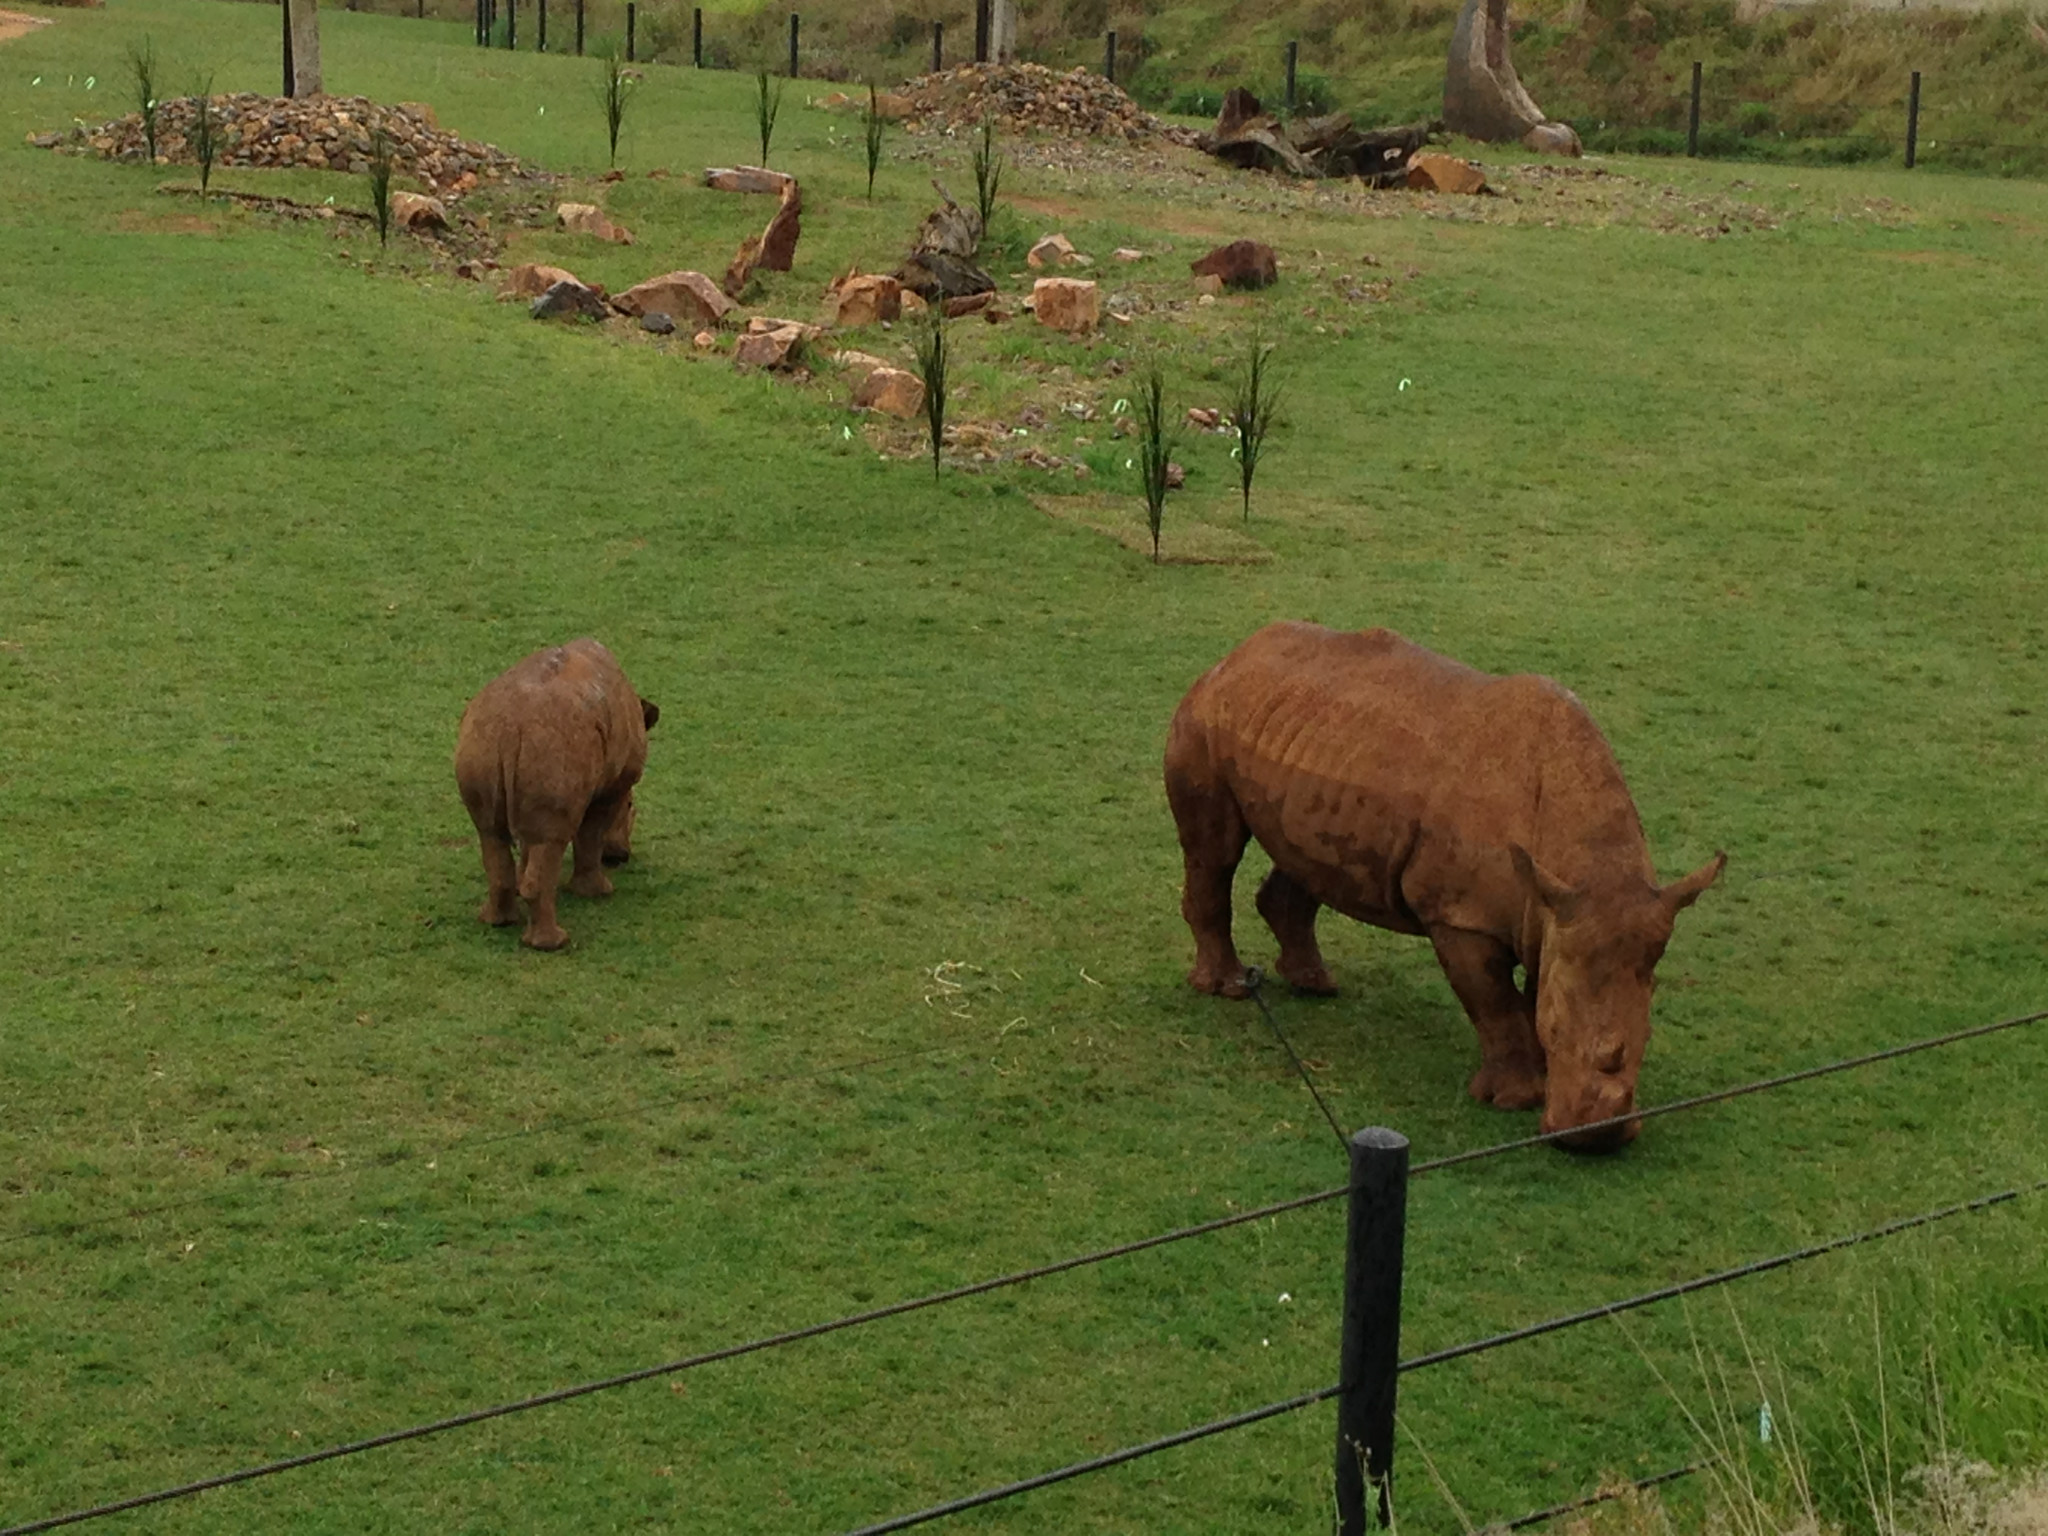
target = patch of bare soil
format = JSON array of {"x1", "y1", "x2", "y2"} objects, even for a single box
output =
[{"x1": 0, "y1": 9, "x2": 53, "y2": 44}]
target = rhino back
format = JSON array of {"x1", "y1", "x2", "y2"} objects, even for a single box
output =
[
  {"x1": 455, "y1": 640, "x2": 648, "y2": 840},
  {"x1": 1181, "y1": 623, "x2": 1645, "y2": 936}
]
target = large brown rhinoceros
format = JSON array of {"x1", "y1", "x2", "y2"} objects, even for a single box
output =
[
  {"x1": 1163, "y1": 622, "x2": 1723, "y2": 1150},
  {"x1": 454, "y1": 638, "x2": 659, "y2": 951}
]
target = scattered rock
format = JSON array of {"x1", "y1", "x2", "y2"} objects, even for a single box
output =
[
  {"x1": 693, "y1": 329, "x2": 719, "y2": 350},
  {"x1": 853, "y1": 366, "x2": 926, "y2": 419},
  {"x1": 1190, "y1": 240, "x2": 1278, "y2": 291},
  {"x1": 1186, "y1": 407, "x2": 1221, "y2": 429},
  {"x1": 614, "y1": 269, "x2": 734, "y2": 328},
  {"x1": 943, "y1": 290, "x2": 995, "y2": 318},
  {"x1": 703, "y1": 165, "x2": 797, "y2": 196},
  {"x1": 557, "y1": 201, "x2": 634, "y2": 243},
  {"x1": 1192, "y1": 273, "x2": 1225, "y2": 298},
  {"x1": 1027, "y1": 233, "x2": 1080, "y2": 269},
  {"x1": 1113, "y1": 247, "x2": 1145, "y2": 262},
  {"x1": 1165, "y1": 462, "x2": 1186, "y2": 489},
  {"x1": 531, "y1": 278, "x2": 609, "y2": 321},
  {"x1": 826, "y1": 271, "x2": 902, "y2": 327},
  {"x1": 1521, "y1": 121, "x2": 1584, "y2": 157},
  {"x1": 1032, "y1": 277, "x2": 1099, "y2": 334},
  {"x1": 389, "y1": 190, "x2": 448, "y2": 231},
  {"x1": 901, "y1": 290, "x2": 930, "y2": 315},
  {"x1": 501, "y1": 263, "x2": 585, "y2": 300},
  {"x1": 835, "y1": 349, "x2": 892, "y2": 376},
  {"x1": 733, "y1": 317, "x2": 818, "y2": 370},
  {"x1": 640, "y1": 312, "x2": 677, "y2": 335},
  {"x1": 1406, "y1": 152, "x2": 1490, "y2": 195}
]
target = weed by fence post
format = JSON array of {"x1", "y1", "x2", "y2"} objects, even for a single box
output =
[
  {"x1": 128, "y1": 38, "x2": 160, "y2": 165},
  {"x1": 1230, "y1": 328, "x2": 1281, "y2": 520},
  {"x1": 863, "y1": 84, "x2": 885, "y2": 198},
  {"x1": 596, "y1": 50, "x2": 633, "y2": 167},
  {"x1": 971, "y1": 113, "x2": 1004, "y2": 231},
  {"x1": 1135, "y1": 362, "x2": 1178, "y2": 564},
  {"x1": 1906, "y1": 70, "x2": 1921, "y2": 169},
  {"x1": 1687, "y1": 60, "x2": 1702, "y2": 157},
  {"x1": 190, "y1": 76, "x2": 219, "y2": 193},
  {"x1": 754, "y1": 69, "x2": 783, "y2": 165},
  {"x1": 1335, "y1": 1128, "x2": 1410, "y2": 1536},
  {"x1": 368, "y1": 127, "x2": 394, "y2": 246},
  {"x1": 912, "y1": 308, "x2": 948, "y2": 480}
]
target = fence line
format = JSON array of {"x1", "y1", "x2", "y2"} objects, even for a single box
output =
[
  {"x1": 834, "y1": 1179, "x2": 2042, "y2": 1536},
  {"x1": 1503, "y1": 1462, "x2": 1705, "y2": 1531}
]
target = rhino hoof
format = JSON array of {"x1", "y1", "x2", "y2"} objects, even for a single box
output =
[
  {"x1": 1469, "y1": 1067, "x2": 1545, "y2": 1109},
  {"x1": 522, "y1": 925, "x2": 570, "y2": 951},
  {"x1": 1189, "y1": 967, "x2": 1252, "y2": 999}
]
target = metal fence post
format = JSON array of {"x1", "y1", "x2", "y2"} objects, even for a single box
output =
[
  {"x1": 1104, "y1": 29, "x2": 1116, "y2": 84},
  {"x1": 692, "y1": 5, "x2": 701, "y2": 65},
  {"x1": 537, "y1": 0, "x2": 546, "y2": 51},
  {"x1": 574, "y1": 0, "x2": 583, "y2": 53},
  {"x1": 626, "y1": 1, "x2": 635, "y2": 61},
  {"x1": 1905, "y1": 69, "x2": 1921, "y2": 168},
  {"x1": 505, "y1": 0, "x2": 514, "y2": 49},
  {"x1": 1335, "y1": 1127, "x2": 1408, "y2": 1536},
  {"x1": 1687, "y1": 60, "x2": 1702, "y2": 156},
  {"x1": 283, "y1": 0, "x2": 295, "y2": 91},
  {"x1": 1285, "y1": 40, "x2": 1299, "y2": 112},
  {"x1": 931, "y1": 19, "x2": 942, "y2": 72},
  {"x1": 974, "y1": 0, "x2": 990, "y2": 63},
  {"x1": 788, "y1": 11, "x2": 799, "y2": 76}
]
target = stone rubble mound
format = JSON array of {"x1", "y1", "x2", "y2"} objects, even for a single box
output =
[
  {"x1": 48, "y1": 95, "x2": 524, "y2": 191},
  {"x1": 897, "y1": 64, "x2": 1199, "y2": 148}
]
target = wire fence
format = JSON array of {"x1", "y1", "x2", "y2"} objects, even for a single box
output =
[{"x1": 6, "y1": 998, "x2": 2043, "y2": 1535}]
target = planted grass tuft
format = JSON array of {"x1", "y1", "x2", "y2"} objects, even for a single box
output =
[
  {"x1": 970, "y1": 112, "x2": 1004, "y2": 231},
  {"x1": 596, "y1": 48, "x2": 633, "y2": 167},
  {"x1": 127, "y1": 35, "x2": 160, "y2": 165},
  {"x1": 911, "y1": 305, "x2": 948, "y2": 480},
  {"x1": 755, "y1": 67, "x2": 783, "y2": 167},
  {"x1": 1134, "y1": 360, "x2": 1178, "y2": 563},
  {"x1": 368, "y1": 128, "x2": 394, "y2": 247},
  {"x1": 863, "y1": 81, "x2": 884, "y2": 200},
  {"x1": 1230, "y1": 326, "x2": 1282, "y2": 521},
  {"x1": 188, "y1": 75, "x2": 218, "y2": 192}
]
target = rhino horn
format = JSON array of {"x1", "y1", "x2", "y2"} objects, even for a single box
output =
[{"x1": 1661, "y1": 851, "x2": 1727, "y2": 912}]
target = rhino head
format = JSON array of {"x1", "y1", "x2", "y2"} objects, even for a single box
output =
[{"x1": 1511, "y1": 844, "x2": 1726, "y2": 1151}]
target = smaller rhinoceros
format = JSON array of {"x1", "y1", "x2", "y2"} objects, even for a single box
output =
[
  {"x1": 1164, "y1": 622, "x2": 1723, "y2": 1150},
  {"x1": 454, "y1": 638, "x2": 659, "y2": 951}
]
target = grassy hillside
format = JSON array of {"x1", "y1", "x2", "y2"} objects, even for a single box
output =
[{"x1": 4, "y1": 0, "x2": 2048, "y2": 1531}]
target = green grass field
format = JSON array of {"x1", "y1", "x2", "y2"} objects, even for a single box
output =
[{"x1": 4, "y1": 2, "x2": 2048, "y2": 1531}]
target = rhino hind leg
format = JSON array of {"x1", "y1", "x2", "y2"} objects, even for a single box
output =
[
  {"x1": 1254, "y1": 869, "x2": 1339, "y2": 995},
  {"x1": 569, "y1": 797, "x2": 619, "y2": 900},
  {"x1": 517, "y1": 840, "x2": 570, "y2": 950},
  {"x1": 1166, "y1": 766, "x2": 1253, "y2": 998},
  {"x1": 476, "y1": 832, "x2": 523, "y2": 927},
  {"x1": 1429, "y1": 928, "x2": 1545, "y2": 1110}
]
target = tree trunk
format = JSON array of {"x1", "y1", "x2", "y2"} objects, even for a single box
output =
[{"x1": 990, "y1": 0, "x2": 1016, "y2": 63}]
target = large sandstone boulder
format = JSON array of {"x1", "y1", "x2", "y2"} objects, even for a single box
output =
[
  {"x1": 1190, "y1": 240, "x2": 1278, "y2": 291},
  {"x1": 1027, "y1": 233, "x2": 1089, "y2": 269},
  {"x1": 734, "y1": 316, "x2": 821, "y2": 370},
  {"x1": 1522, "y1": 121, "x2": 1584, "y2": 157},
  {"x1": 852, "y1": 366, "x2": 926, "y2": 419},
  {"x1": 613, "y1": 270, "x2": 734, "y2": 328},
  {"x1": 723, "y1": 181, "x2": 803, "y2": 298},
  {"x1": 390, "y1": 191, "x2": 448, "y2": 231},
  {"x1": 1445, "y1": 0, "x2": 1573, "y2": 146},
  {"x1": 1031, "y1": 277, "x2": 1100, "y2": 334}
]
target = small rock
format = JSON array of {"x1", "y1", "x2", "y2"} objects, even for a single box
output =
[
  {"x1": 943, "y1": 290, "x2": 995, "y2": 319},
  {"x1": 1406, "y1": 153, "x2": 1489, "y2": 195},
  {"x1": 900, "y1": 290, "x2": 930, "y2": 315},
  {"x1": 1521, "y1": 122, "x2": 1583, "y2": 157},
  {"x1": 1027, "y1": 232, "x2": 1078, "y2": 269},
  {"x1": 1113, "y1": 247, "x2": 1145, "y2": 262},
  {"x1": 835, "y1": 349, "x2": 891, "y2": 377},
  {"x1": 734, "y1": 322, "x2": 810, "y2": 370},
  {"x1": 640, "y1": 312, "x2": 677, "y2": 334},
  {"x1": 703, "y1": 165, "x2": 797, "y2": 196},
  {"x1": 1165, "y1": 461, "x2": 1186, "y2": 489},
  {"x1": 826, "y1": 272, "x2": 902, "y2": 328},
  {"x1": 1190, "y1": 240, "x2": 1278, "y2": 291},
  {"x1": 852, "y1": 365, "x2": 926, "y2": 419},
  {"x1": 1186, "y1": 407, "x2": 1221, "y2": 429},
  {"x1": 557, "y1": 201, "x2": 635, "y2": 243},
  {"x1": 1031, "y1": 278, "x2": 1100, "y2": 334},
  {"x1": 693, "y1": 329, "x2": 719, "y2": 350},
  {"x1": 501, "y1": 262, "x2": 585, "y2": 300},
  {"x1": 531, "y1": 279, "x2": 610, "y2": 321},
  {"x1": 389, "y1": 190, "x2": 448, "y2": 231},
  {"x1": 1192, "y1": 273, "x2": 1225, "y2": 298}
]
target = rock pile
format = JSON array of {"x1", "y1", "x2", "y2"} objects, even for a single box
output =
[
  {"x1": 43, "y1": 95, "x2": 524, "y2": 191},
  {"x1": 897, "y1": 64, "x2": 1199, "y2": 147}
]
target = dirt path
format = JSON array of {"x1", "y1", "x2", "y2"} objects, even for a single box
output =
[{"x1": 0, "y1": 9, "x2": 55, "y2": 45}]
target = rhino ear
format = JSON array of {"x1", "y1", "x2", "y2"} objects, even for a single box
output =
[
  {"x1": 1662, "y1": 850, "x2": 1727, "y2": 913},
  {"x1": 641, "y1": 699, "x2": 660, "y2": 730},
  {"x1": 1509, "y1": 843, "x2": 1583, "y2": 917}
]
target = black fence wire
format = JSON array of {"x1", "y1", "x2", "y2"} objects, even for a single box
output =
[
  {"x1": 6, "y1": 1004, "x2": 2044, "y2": 1532},
  {"x1": 1503, "y1": 1462, "x2": 1705, "y2": 1531},
  {"x1": 838, "y1": 1179, "x2": 2042, "y2": 1536}
]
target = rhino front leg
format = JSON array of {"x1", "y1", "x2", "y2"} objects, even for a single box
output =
[
  {"x1": 1255, "y1": 868, "x2": 1339, "y2": 995},
  {"x1": 1166, "y1": 771, "x2": 1252, "y2": 998},
  {"x1": 569, "y1": 796, "x2": 620, "y2": 900},
  {"x1": 1429, "y1": 927, "x2": 1545, "y2": 1110}
]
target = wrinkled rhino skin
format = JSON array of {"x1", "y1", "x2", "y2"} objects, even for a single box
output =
[
  {"x1": 454, "y1": 639, "x2": 659, "y2": 951},
  {"x1": 1164, "y1": 623, "x2": 1724, "y2": 1150}
]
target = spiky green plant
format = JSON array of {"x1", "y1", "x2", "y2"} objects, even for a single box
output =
[
  {"x1": 128, "y1": 37, "x2": 160, "y2": 165},
  {"x1": 1135, "y1": 361, "x2": 1179, "y2": 563},
  {"x1": 911, "y1": 306, "x2": 948, "y2": 481},
  {"x1": 863, "y1": 82, "x2": 885, "y2": 199},
  {"x1": 970, "y1": 112, "x2": 1003, "y2": 233},
  {"x1": 189, "y1": 76, "x2": 219, "y2": 194},
  {"x1": 1229, "y1": 327, "x2": 1282, "y2": 520},
  {"x1": 754, "y1": 68, "x2": 783, "y2": 166},
  {"x1": 368, "y1": 127, "x2": 394, "y2": 247},
  {"x1": 595, "y1": 49, "x2": 632, "y2": 167}
]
